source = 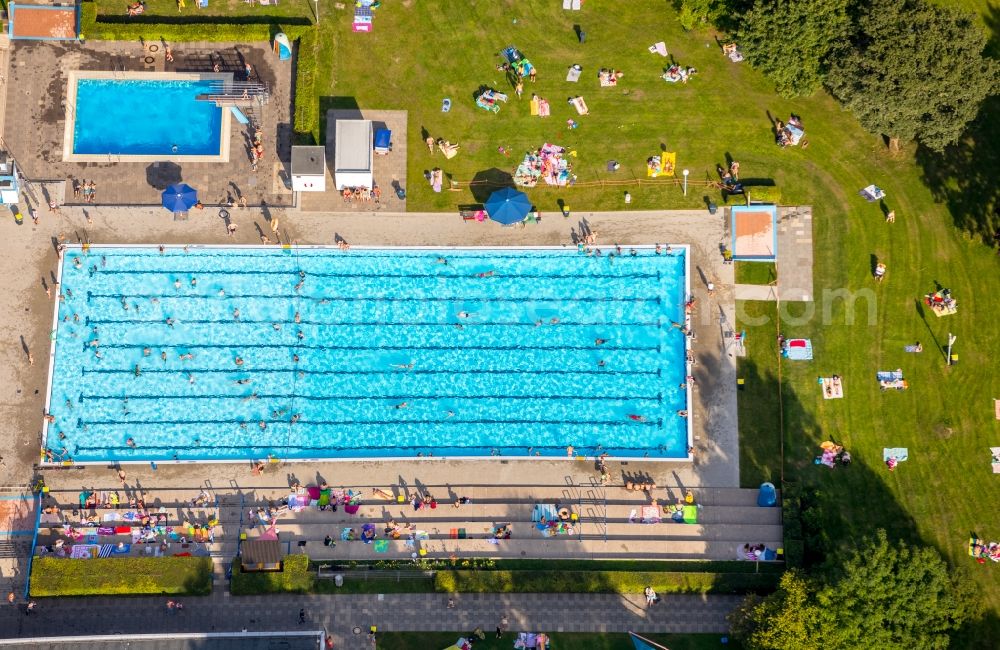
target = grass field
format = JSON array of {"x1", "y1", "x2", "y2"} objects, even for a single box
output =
[
  {"x1": 376, "y1": 631, "x2": 730, "y2": 650},
  {"x1": 304, "y1": 1, "x2": 1000, "y2": 645}
]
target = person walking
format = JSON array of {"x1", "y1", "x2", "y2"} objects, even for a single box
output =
[{"x1": 299, "y1": 608, "x2": 306, "y2": 624}]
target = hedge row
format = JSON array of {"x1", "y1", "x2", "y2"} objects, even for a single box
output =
[
  {"x1": 30, "y1": 556, "x2": 213, "y2": 596},
  {"x1": 434, "y1": 569, "x2": 779, "y2": 595},
  {"x1": 230, "y1": 554, "x2": 312, "y2": 595},
  {"x1": 292, "y1": 28, "x2": 318, "y2": 144},
  {"x1": 80, "y1": 2, "x2": 311, "y2": 44}
]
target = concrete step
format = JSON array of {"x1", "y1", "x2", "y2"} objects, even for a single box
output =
[{"x1": 300, "y1": 538, "x2": 784, "y2": 562}]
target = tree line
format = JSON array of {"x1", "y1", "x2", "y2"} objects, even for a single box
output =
[{"x1": 675, "y1": 0, "x2": 999, "y2": 152}]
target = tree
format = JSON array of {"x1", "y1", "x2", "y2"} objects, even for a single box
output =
[
  {"x1": 737, "y1": 0, "x2": 852, "y2": 97},
  {"x1": 815, "y1": 529, "x2": 981, "y2": 650},
  {"x1": 826, "y1": 0, "x2": 1000, "y2": 152},
  {"x1": 674, "y1": 0, "x2": 725, "y2": 31},
  {"x1": 731, "y1": 531, "x2": 980, "y2": 650},
  {"x1": 729, "y1": 570, "x2": 822, "y2": 650}
]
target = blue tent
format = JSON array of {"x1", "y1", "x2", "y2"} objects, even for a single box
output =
[
  {"x1": 161, "y1": 183, "x2": 198, "y2": 212},
  {"x1": 485, "y1": 187, "x2": 531, "y2": 225}
]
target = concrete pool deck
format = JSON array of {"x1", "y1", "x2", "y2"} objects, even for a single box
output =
[
  {"x1": 0, "y1": 206, "x2": 738, "y2": 495},
  {"x1": 3, "y1": 40, "x2": 294, "y2": 207}
]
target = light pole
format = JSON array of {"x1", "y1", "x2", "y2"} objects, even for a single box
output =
[
  {"x1": 682, "y1": 169, "x2": 689, "y2": 197},
  {"x1": 314, "y1": 0, "x2": 319, "y2": 23},
  {"x1": 947, "y1": 333, "x2": 957, "y2": 366}
]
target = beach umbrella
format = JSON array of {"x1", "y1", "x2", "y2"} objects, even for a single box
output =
[
  {"x1": 484, "y1": 187, "x2": 531, "y2": 225},
  {"x1": 161, "y1": 183, "x2": 199, "y2": 212}
]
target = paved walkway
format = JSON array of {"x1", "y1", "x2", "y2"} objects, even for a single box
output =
[{"x1": 0, "y1": 592, "x2": 741, "y2": 647}]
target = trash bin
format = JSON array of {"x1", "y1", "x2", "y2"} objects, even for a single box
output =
[
  {"x1": 334, "y1": 574, "x2": 344, "y2": 587},
  {"x1": 579, "y1": 30, "x2": 586, "y2": 44},
  {"x1": 708, "y1": 201, "x2": 717, "y2": 215}
]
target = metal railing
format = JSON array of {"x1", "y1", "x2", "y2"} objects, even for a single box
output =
[{"x1": 316, "y1": 566, "x2": 436, "y2": 582}]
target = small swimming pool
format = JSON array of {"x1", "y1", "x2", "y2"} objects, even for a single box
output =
[
  {"x1": 64, "y1": 72, "x2": 231, "y2": 162},
  {"x1": 43, "y1": 246, "x2": 691, "y2": 463}
]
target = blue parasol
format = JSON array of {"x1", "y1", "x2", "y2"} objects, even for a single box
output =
[
  {"x1": 161, "y1": 183, "x2": 199, "y2": 212},
  {"x1": 484, "y1": 187, "x2": 531, "y2": 225}
]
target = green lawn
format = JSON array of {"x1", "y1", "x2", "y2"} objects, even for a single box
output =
[
  {"x1": 734, "y1": 261, "x2": 776, "y2": 285},
  {"x1": 94, "y1": 0, "x2": 313, "y2": 20},
  {"x1": 376, "y1": 632, "x2": 732, "y2": 650}
]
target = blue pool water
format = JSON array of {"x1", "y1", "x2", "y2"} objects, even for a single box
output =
[
  {"x1": 72, "y1": 79, "x2": 223, "y2": 156},
  {"x1": 45, "y1": 247, "x2": 690, "y2": 462}
]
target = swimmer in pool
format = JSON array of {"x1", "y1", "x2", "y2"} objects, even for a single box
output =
[
  {"x1": 126, "y1": 437, "x2": 136, "y2": 448},
  {"x1": 457, "y1": 311, "x2": 474, "y2": 318},
  {"x1": 174, "y1": 279, "x2": 182, "y2": 289},
  {"x1": 391, "y1": 363, "x2": 414, "y2": 369},
  {"x1": 595, "y1": 338, "x2": 608, "y2": 345},
  {"x1": 294, "y1": 311, "x2": 301, "y2": 323},
  {"x1": 233, "y1": 308, "x2": 240, "y2": 320},
  {"x1": 394, "y1": 402, "x2": 409, "y2": 409},
  {"x1": 436, "y1": 257, "x2": 448, "y2": 265}
]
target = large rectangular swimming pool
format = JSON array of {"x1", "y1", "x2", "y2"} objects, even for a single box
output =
[
  {"x1": 65, "y1": 73, "x2": 230, "y2": 161},
  {"x1": 43, "y1": 246, "x2": 691, "y2": 463}
]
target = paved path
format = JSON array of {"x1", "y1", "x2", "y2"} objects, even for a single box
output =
[{"x1": 0, "y1": 592, "x2": 741, "y2": 647}]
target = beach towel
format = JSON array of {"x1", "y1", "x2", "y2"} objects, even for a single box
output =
[
  {"x1": 904, "y1": 344, "x2": 922, "y2": 352},
  {"x1": 995, "y1": 399, "x2": 1000, "y2": 420},
  {"x1": 530, "y1": 96, "x2": 539, "y2": 116},
  {"x1": 340, "y1": 527, "x2": 354, "y2": 541},
  {"x1": 532, "y1": 503, "x2": 558, "y2": 522},
  {"x1": 99, "y1": 544, "x2": 114, "y2": 558},
  {"x1": 649, "y1": 42, "x2": 668, "y2": 56},
  {"x1": 876, "y1": 370, "x2": 904, "y2": 382},
  {"x1": 97, "y1": 526, "x2": 115, "y2": 536},
  {"x1": 821, "y1": 377, "x2": 844, "y2": 399},
  {"x1": 640, "y1": 506, "x2": 660, "y2": 524},
  {"x1": 538, "y1": 99, "x2": 550, "y2": 117},
  {"x1": 628, "y1": 508, "x2": 638, "y2": 523},
  {"x1": 682, "y1": 504, "x2": 698, "y2": 524},
  {"x1": 991, "y1": 447, "x2": 1000, "y2": 474},
  {"x1": 111, "y1": 543, "x2": 131, "y2": 554},
  {"x1": 566, "y1": 65, "x2": 582, "y2": 82},
  {"x1": 374, "y1": 539, "x2": 389, "y2": 553},
  {"x1": 883, "y1": 448, "x2": 909, "y2": 462},
  {"x1": 570, "y1": 96, "x2": 589, "y2": 115},
  {"x1": 70, "y1": 544, "x2": 100, "y2": 559},
  {"x1": 783, "y1": 339, "x2": 813, "y2": 360}
]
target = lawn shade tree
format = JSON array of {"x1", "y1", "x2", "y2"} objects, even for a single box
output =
[
  {"x1": 732, "y1": 530, "x2": 982, "y2": 650},
  {"x1": 814, "y1": 530, "x2": 982, "y2": 650},
  {"x1": 737, "y1": 0, "x2": 852, "y2": 97},
  {"x1": 826, "y1": 0, "x2": 1000, "y2": 152},
  {"x1": 729, "y1": 570, "x2": 822, "y2": 650},
  {"x1": 674, "y1": 0, "x2": 728, "y2": 31}
]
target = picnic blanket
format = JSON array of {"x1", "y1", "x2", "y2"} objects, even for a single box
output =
[
  {"x1": 883, "y1": 448, "x2": 909, "y2": 462},
  {"x1": 640, "y1": 505, "x2": 660, "y2": 524},
  {"x1": 821, "y1": 377, "x2": 844, "y2": 399},
  {"x1": 570, "y1": 96, "x2": 589, "y2": 115},
  {"x1": 646, "y1": 152, "x2": 676, "y2": 177},
  {"x1": 373, "y1": 539, "x2": 389, "y2": 553},
  {"x1": 566, "y1": 64, "x2": 582, "y2": 82}
]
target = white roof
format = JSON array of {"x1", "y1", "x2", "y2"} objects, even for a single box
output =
[{"x1": 334, "y1": 120, "x2": 372, "y2": 172}]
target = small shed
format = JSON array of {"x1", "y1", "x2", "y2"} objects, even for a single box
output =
[
  {"x1": 334, "y1": 119, "x2": 373, "y2": 190},
  {"x1": 0, "y1": 152, "x2": 19, "y2": 205},
  {"x1": 291, "y1": 146, "x2": 326, "y2": 192},
  {"x1": 241, "y1": 540, "x2": 283, "y2": 572}
]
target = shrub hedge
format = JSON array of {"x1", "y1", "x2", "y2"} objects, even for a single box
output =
[
  {"x1": 292, "y1": 28, "x2": 318, "y2": 144},
  {"x1": 30, "y1": 556, "x2": 212, "y2": 596},
  {"x1": 435, "y1": 569, "x2": 779, "y2": 595},
  {"x1": 230, "y1": 554, "x2": 312, "y2": 595}
]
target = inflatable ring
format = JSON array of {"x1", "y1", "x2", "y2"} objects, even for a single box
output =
[
  {"x1": 148, "y1": 44, "x2": 159, "y2": 53},
  {"x1": 558, "y1": 507, "x2": 571, "y2": 520},
  {"x1": 218, "y1": 209, "x2": 230, "y2": 220},
  {"x1": 144, "y1": 56, "x2": 155, "y2": 65}
]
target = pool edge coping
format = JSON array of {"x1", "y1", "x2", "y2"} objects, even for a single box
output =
[
  {"x1": 40, "y1": 243, "x2": 694, "y2": 466},
  {"x1": 62, "y1": 71, "x2": 235, "y2": 163}
]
